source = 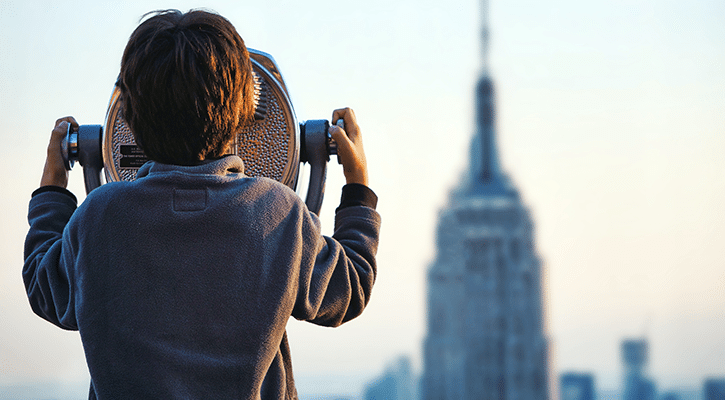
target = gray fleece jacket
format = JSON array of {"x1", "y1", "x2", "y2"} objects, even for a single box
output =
[{"x1": 23, "y1": 155, "x2": 380, "y2": 400}]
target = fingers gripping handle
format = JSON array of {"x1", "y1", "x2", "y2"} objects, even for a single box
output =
[
  {"x1": 61, "y1": 124, "x2": 104, "y2": 194},
  {"x1": 328, "y1": 119, "x2": 343, "y2": 164}
]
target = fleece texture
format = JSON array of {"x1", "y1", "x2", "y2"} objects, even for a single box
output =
[{"x1": 23, "y1": 155, "x2": 380, "y2": 400}]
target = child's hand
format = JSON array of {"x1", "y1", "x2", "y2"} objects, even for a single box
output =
[
  {"x1": 40, "y1": 116, "x2": 77, "y2": 188},
  {"x1": 329, "y1": 108, "x2": 368, "y2": 187}
]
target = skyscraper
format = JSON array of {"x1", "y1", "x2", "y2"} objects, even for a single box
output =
[
  {"x1": 421, "y1": 1, "x2": 549, "y2": 399},
  {"x1": 364, "y1": 357, "x2": 416, "y2": 400},
  {"x1": 560, "y1": 373, "x2": 595, "y2": 400},
  {"x1": 621, "y1": 339, "x2": 656, "y2": 400},
  {"x1": 704, "y1": 378, "x2": 725, "y2": 400}
]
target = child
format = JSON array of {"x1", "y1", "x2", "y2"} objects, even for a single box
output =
[{"x1": 23, "y1": 9, "x2": 380, "y2": 399}]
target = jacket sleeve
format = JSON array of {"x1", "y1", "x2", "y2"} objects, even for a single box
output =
[
  {"x1": 292, "y1": 204, "x2": 381, "y2": 327},
  {"x1": 23, "y1": 189, "x2": 79, "y2": 330}
]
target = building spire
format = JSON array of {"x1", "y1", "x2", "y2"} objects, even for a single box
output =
[
  {"x1": 464, "y1": 0, "x2": 515, "y2": 197},
  {"x1": 481, "y1": 0, "x2": 490, "y2": 76}
]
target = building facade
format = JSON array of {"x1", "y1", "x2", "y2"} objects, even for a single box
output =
[
  {"x1": 560, "y1": 373, "x2": 595, "y2": 400},
  {"x1": 421, "y1": 2, "x2": 549, "y2": 399},
  {"x1": 364, "y1": 357, "x2": 416, "y2": 400},
  {"x1": 621, "y1": 339, "x2": 656, "y2": 400},
  {"x1": 704, "y1": 378, "x2": 725, "y2": 400}
]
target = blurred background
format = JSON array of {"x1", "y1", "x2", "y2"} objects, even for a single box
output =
[{"x1": 1, "y1": 0, "x2": 723, "y2": 399}]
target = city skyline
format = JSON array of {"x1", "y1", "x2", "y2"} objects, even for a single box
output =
[{"x1": 1, "y1": 0, "x2": 724, "y2": 398}]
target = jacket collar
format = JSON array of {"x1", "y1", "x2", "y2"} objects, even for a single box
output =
[{"x1": 136, "y1": 155, "x2": 245, "y2": 179}]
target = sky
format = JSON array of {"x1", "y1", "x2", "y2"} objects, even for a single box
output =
[{"x1": 1, "y1": 0, "x2": 724, "y2": 398}]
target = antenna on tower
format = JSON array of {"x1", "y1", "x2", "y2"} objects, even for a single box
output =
[
  {"x1": 642, "y1": 313, "x2": 653, "y2": 339},
  {"x1": 481, "y1": 0, "x2": 490, "y2": 75}
]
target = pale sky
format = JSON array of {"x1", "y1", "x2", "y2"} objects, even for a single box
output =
[{"x1": 1, "y1": 0, "x2": 724, "y2": 397}]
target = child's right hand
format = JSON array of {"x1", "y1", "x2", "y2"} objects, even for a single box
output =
[{"x1": 329, "y1": 107, "x2": 369, "y2": 187}]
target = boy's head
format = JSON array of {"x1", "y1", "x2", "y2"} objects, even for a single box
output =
[{"x1": 118, "y1": 9, "x2": 255, "y2": 165}]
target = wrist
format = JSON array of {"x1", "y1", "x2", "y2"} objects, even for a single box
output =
[
  {"x1": 345, "y1": 172, "x2": 368, "y2": 186},
  {"x1": 40, "y1": 161, "x2": 69, "y2": 188},
  {"x1": 40, "y1": 176, "x2": 68, "y2": 188}
]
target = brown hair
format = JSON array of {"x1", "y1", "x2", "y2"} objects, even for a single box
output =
[{"x1": 118, "y1": 9, "x2": 255, "y2": 165}]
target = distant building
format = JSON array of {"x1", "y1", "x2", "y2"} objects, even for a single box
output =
[
  {"x1": 560, "y1": 373, "x2": 594, "y2": 400},
  {"x1": 421, "y1": 1, "x2": 549, "y2": 399},
  {"x1": 300, "y1": 397, "x2": 351, "y2": 400},
  {"x1": 621, "y1": 339, "x2": 656, "y2": 400},
  {"x1": 661, "y1": 392, "x2": 680, "y2": 400},
  {"x1": 704, "y1": 378, "x2": 725, "y2": 400},
  {"x1": 365, "y1": 374, "x2": 397, "y2": 400},
  {"x1": 364, "y1": 357, "x2": 416, "y2": 400}
]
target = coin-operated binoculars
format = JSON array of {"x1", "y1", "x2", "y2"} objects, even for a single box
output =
[{"x1": 61, "y1": 49, "x2": 339, "y2": 215}]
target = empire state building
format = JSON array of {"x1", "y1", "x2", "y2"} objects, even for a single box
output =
[{"x1": 422, "y1": 1, "x2": 549, "y2": 399}]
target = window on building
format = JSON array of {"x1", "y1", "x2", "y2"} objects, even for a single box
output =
[
  {"x1": 465, "y1": 239, "x2": 490, "y2": 273},
  {"x1": 510, "y1": 239, "x2": 520, "y2": 262}
]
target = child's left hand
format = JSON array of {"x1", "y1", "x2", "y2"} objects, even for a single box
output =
[{"x1": 40, "y1": 116, "x2": 78, "y2": 188}]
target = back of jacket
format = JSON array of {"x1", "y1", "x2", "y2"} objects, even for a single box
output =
[{"x1": 23, "y1": 156, "x2": 381, "y2": 399}]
